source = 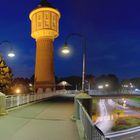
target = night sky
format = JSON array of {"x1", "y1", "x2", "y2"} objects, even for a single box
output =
[{"x1": 0, "y1": 0, "x2": 140, "y2": 79}]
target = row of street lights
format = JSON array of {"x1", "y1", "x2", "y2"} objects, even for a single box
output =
[{"x1": 98, "y1": 84, "x2": 109, "y2": 89}]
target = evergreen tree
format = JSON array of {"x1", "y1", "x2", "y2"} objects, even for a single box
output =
[{"x1": 0, "y1": 55, "x2": 13, "y2": 93}]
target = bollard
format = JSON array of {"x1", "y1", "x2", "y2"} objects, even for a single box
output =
[{"x1": 0, "y1": 92, "x2": 7, "y2": 115}]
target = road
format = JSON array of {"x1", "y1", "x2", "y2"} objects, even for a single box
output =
[
  {"x1": 99, "y1": 99, "x2": 140, "y2": 140},
  {"x1": 107, "y1": 99, "x2": 140, "y2": 140},
  {"x1": 0, "y1": 97, "x2": 79, "y2": 140},
  {"x1": 96, "y1": 98, "x2": 140, "y2": 140}
]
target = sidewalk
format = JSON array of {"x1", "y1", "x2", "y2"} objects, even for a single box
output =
[{"x1": 0, "y1": 98, "x2": 80, "y2": 140}]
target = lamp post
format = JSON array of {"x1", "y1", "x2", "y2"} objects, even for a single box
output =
[{"x1": 61, "y1": 33, "x2": 87, "y2": 93}]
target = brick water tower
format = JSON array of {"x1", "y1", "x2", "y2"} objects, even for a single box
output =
[{"x1": 29, "y1": 0, "x2": 61, "y2": 92}]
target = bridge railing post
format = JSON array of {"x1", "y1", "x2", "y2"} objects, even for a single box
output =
[{"x1": 0, "y1": 92, "x2": 7, "y2": 115}]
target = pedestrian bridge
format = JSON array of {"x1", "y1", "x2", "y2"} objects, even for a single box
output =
[
  {"x1": 0, "y1": 91, "x2": 106, "y2": 140},
  {"x1": 1, "y1": 90, "x2": 139, "y2": 140},
  {"x1": 1, "y1": 96, "x2": 79, "y2": 140}
]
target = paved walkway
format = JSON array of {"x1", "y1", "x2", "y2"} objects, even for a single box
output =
[{"x1": 0, "y1": 97, "x2": 80, "y2": 140}]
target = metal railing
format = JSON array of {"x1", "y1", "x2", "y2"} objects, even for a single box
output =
[
  {"x1": 89, "y1": 90, "x2": 140, "y2": 96},
  {"x1": 75, "y1": 100, "x2": 107, "y2": 140},
  {"x1": 6, "y1": 92, "x2": 57, "y2": 109}
]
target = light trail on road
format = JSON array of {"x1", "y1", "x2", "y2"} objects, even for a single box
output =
[
  {"x1": 96, "y1": 99, "x2": 114, "y2": 134},
  {"x1": 95, "y1": 97, "x2": 140, "y2": 139},
  {"x1": 105, "y1": 99, "x2": 140, "y2": 140}
]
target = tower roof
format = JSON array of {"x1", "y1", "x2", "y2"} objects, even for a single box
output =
[{"x1": 37, "y1": 0, "x2": 55, "y2": 9}]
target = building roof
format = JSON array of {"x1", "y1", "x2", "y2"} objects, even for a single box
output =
[{"x1": 37, "y1": 0, "x2": 55, "y2": 9}]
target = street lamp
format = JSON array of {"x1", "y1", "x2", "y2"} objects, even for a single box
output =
[
  {"x1": 15, "y1": 88, "x2": 21, "y2": 94},
  {"x1": 8, "y1": 48, "x2": 15, "y2": 58},
  {"x1": 105, "y1": 84, "x2": 109, "y2": 87},
  {"x1": 97, "y1": 83, "x2": 109, "y2": 92},
  {"x1": 0, "y1": 41, "x2": 15, "y2": 58},
  {"x1": 61, "y1": 33, "x2": 86, "y2": 92},
  {"x1": 61, "y1": 43, "x2": 70, "y2": 55}
]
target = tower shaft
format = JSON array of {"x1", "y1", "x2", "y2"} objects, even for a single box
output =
[{"x1": 35, "y1": 38, "x2": 55, "y2": 90}]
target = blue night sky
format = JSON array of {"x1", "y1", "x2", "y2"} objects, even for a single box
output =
[{"x1": 0, "y1": 0, "x2": 140, "y2": 79}]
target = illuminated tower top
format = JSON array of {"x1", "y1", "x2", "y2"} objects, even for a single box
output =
[{"x1": 29, "y1": 0, "x2": 61, "y2": 40}]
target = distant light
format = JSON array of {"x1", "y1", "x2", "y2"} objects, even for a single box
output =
[
  {"x1": 16, "y1": 89, "x2": 21, "y2": 94},
  {"x1": 29, "y1": 83, "x2": 33, "y2": 87},
  {"x1": 130, "y1": 83, "x2": 132, "y2": 85},
  {"x1": 98, "y1": 85, "x2": 103, "y2": 89},
  {"x1": 62, "y1": 81, "x2": 67, "y2": 86},
  {"x1": 123, "y1": 85, "x2": 128, "y2": 88},
  {"x1": 105, "y1": 84, "x2": 109, "y2": 87},
  {"x1": 135, "y1": 89, "x2": 140, "y2": 91}
]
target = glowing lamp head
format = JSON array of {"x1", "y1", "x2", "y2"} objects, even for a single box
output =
[
  {"x1": 61, "y1": 43, "x2": 70, "y2": 55},
  {"x1": 29, "y1": 83, "x2": 33, "y2": 87},
  {"x1": 8, "y1": 49, "x2": 15, "y2": 58},
  {"x1": 16, "y1": 89, "x2": 21, "y2": 94},
  {"x1": 62, "y1": 81, "x2": 67, "y2": 86},
  {"x1": 98, "y1": 85, "x2": 103, "y2": 89},
  {"x1": 105, "y1": 84, "x2": 109, "y2": 87}
]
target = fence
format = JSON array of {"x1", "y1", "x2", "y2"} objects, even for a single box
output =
[
  {"x1": 75, "y1": 99, "x2": 107, "y2": 140},
  {"x1": 6, "y1": 92, "x2": 57, "y2": 109},
  {"x1": 56, "y1": 90, "x2": 80, "y2": 94},
  {"x1": 89, "y1": 90, "x2": 140, "y2": 96}
]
